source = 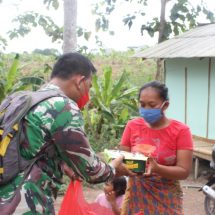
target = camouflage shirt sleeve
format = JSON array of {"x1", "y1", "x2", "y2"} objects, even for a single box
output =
[{"x1": 42, "y1": 96, "x2": 115, "y2": 183}]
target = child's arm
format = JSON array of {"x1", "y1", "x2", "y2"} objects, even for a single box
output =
[{"x1": 106, "y1": 191, "x2": 120, "y2": 215}]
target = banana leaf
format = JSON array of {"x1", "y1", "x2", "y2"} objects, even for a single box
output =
[
  {"x1": 123, "y1": 101, "x2": 139, "y2": 113},
  {"x1": 117, "y1": 87, "x2": 138, "y2": 99},
  {"x1": 108, "y1": 71, "x2": 127, "y2": 105},
  {"x1": 92, "y1": 74, "x2": 102, "y2": 100},
  {"x1": 5, "y1": 54, "x2": 19, "y2": 92},
  {"x1": 119, "y1": 108, "x2": 129, "y2": 121},
  {"x1": 97, "y1": 100, "x2": 114, "y2": 121},
  {"x1": 19, "y1": 76, "x2": 45, "y2": 86},
  {"x1": 102, "y1": 67, "x2": 112, "y2": 103}
]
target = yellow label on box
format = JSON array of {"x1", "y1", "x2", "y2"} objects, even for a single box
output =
[
  {"x1": 125, "y1": 163, "x2": 139, "y2": 169},
  {"x1": 103, "y1": 149, "x2": 147, "y2": 172}
]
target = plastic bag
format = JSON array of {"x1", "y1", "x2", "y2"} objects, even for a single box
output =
[{"x1": 58, "y1": 181, "x2": 114, "y2": 215}]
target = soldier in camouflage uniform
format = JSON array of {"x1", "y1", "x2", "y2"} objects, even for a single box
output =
[{"x1": 0, "y1": 53, "x2": 134, "y2": 214}]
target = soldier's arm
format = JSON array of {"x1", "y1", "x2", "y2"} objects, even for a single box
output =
[{"x1": 53, "y1": 127, "x2": 115, "y2": 184}]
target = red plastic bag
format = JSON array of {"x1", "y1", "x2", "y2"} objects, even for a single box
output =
[{"x1": 58, "y1": 181, "x2": 114, "y2": 215}]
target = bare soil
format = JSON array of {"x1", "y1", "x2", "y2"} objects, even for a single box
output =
[{"x1": 54, "y1": 159, "x2": 212, "y2": 215}]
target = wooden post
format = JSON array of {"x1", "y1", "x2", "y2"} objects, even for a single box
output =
[{"x1": 194, "y1": 156, "x2": 199, "y2": 180}]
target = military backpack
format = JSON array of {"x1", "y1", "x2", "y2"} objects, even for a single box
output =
[{"x1": 0, "y1": 89, "x2": 61, "y2": 185}]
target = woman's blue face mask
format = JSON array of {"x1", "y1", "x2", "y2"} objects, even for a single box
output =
[{"x1": 139, "y1": 102, "x2": 166, "y2": 124}]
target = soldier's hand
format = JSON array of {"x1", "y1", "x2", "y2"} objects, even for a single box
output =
[
  {"x1": 110, "y1": 155, "x2": 136, "y2": 177},
  {"x1": 61, "y1": 162, "x2": 83, "y2": 181}
]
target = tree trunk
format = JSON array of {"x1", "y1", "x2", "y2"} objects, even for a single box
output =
[
  {"x1": 158, "y1": 0, "x2": 167, "y2": 43},
  {"x1": 155, "y1": 0, "x2": 167, "y2": 81},
  {"x1": 63, "y1": 0, "x2": 77, "y2": 53}
]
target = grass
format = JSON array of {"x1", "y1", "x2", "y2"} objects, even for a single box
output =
[
  {"x1": 2, "y1": 50, "x2": 156, "y2": 86},
  {"x1": 91, "y1": 50, "x2": 156, "y2": 87}
]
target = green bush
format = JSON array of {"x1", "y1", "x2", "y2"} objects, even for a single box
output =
[
  {"x1": 0, "y1": 53, "x2": 49, "y2": 102},
  {"x1": 83, "y1": 66, "x2": 138, "y2": 152}
]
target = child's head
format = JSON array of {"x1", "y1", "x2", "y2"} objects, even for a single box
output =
[{"x1": 104, "y1": 176, "x2": 127, "y2": 197}]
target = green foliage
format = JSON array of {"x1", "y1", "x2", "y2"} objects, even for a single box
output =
[
  {"x1": 8, "y1": 12, "x2": 63, "y2": 43},
  {"x1": 80, "y1": 50, "x2": 155, "y2": 152},
  {"x1": 77, "y1": 27, "x2": 92, "y2": 41},
  {"x1": 6, "y1": 11, "x2": 94, "y2": 52},
  {"x1": 0, "y1": 35, "x2": 7, "y2": 51},
  {"x1": 0, "y1": 51, "x2": 154, "y2": 153},
  {"x1": 0, "y1": 54, "x2": 20, "y2": 101},
  {"x1": 43, "y1": 0, "x2": 59, "y2": 10},
  {"x1": 92, "y1": 0, "x2": 116, "y2": 35},
  {"x1": 12, "y1": 76, "x2": 45, "y2": 92},
  {"x1": 17, "y1": 52, "x2": 55, "y2": 82},
  {"x1": 32, "y1": 48, "x2": 60, "y2": 56},
  {"x1": 83, "y1": 66, "x2": 138, "y2": 152},
  {"x1": 123, "y1": 15, "x2": 137, "y2": 30},
  {"x1": 0, "y1": 54, "x2": 47, "y2": 103},
  {"x1": 93, "y1": 0, "x2": 215, "y2": 42},
  {"x1": 91, "y1": 50, "x2": 156, "y2": 87}
]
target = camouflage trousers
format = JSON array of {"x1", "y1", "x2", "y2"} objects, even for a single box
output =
[{"x1": 0, "y1": 165, "x2": 56, "y2": 215}]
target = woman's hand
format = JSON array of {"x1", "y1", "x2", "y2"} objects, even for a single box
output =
[
  {"x1": 144, "y1": 150, "x2": 193, "y2": 180},
  {"x1": 144, "y1": 155, "x2": 159, "y2": 176}
]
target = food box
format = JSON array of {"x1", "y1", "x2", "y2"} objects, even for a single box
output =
[{"x1": 103, "y1": 149, "x2": 148, "y2": 173}]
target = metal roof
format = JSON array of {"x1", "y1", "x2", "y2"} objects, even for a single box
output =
[{"x1": 134, "y1": 24, "x2": 215, "y2": 59}]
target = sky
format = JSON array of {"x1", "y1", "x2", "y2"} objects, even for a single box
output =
[{"x1": 0, "y1": 0, "x2": 214, "y2": 53}]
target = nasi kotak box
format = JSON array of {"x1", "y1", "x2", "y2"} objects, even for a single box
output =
[{"x1": 103, "y1": 149, "x2": 148, "y2": 173}]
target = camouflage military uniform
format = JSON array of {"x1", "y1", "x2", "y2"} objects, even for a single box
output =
[{"x1": 0, "y1": 84, "x2": 114, "y2": 215}]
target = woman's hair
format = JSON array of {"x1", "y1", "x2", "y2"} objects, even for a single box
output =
[
  {"x1": 138, "y1": 81, "x2": 169, "y2": 101},
  {"x1": 112, "y1": 176, "x2": 127, "y2": 197}
]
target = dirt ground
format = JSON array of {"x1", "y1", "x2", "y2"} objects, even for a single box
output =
[
  {"x1": 181, "y1": 159, "x2": 214, "y2": 215},
  {"x1": 54, "y1": 159, "x2": 212, "y2": 215}
]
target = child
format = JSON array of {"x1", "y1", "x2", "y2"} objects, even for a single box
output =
[{"x1": 95, "y1": 176, "x2": 127, "y2": 215}]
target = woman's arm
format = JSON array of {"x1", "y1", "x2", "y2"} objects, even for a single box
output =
[
  {"x1": 146, "y1": 149, "x2": 193, "y2": 180},
  {"x1": 119, "y1": 145, "x2": 131, "y2": 152}
]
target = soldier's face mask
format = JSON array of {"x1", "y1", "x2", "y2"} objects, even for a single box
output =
[{"x1": 77, "y1": 80, "x2": 90, "y2": 110}]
